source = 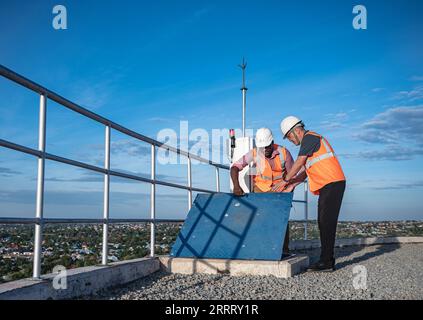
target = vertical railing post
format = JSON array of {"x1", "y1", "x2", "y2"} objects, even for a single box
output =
[
  {"x1": 150, "y1": 144, "x2": 156, "y2": 257},
  {"x1": 33, "y1": 94, "x2": 46, "y2": 279},
  {"x1": 187, "y1": 156, "x2": 192, "y2": 210},
  {"x1": 215, "y1": 167, "x2": 220, "y2": 192},
  {"x1": 304, "y1": 180, "x2": 309, "y2": 240},
  {"x1": 101, "y1": 125, "x2": 111, "y2": 265}
]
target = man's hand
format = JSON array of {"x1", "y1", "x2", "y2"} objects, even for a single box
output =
[
  {"x1": 233, "y1": 185, "x2": 245, "y2": 196},
  {"x1": 271, "y1": 180, "x2": 288, "y2": 192},
  {"x1": 283, "y1": 183, "x2": 295, "y2": 193},
  {"x1": 230, "y1": 166, "x2": 244, "y2": 196}
]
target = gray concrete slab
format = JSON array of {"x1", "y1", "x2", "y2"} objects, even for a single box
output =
[
  {"x1": 289, "y1": 236, "x2": 423, "y2": 250},
  {"x1": 0, "y1": 257, "x2": 160, "y2": 300},
  {"x1": 159, "y1": 254, "x2": 309, "y2": 278}
]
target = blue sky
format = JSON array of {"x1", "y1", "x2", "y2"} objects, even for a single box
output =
[{"x1": 0, "y1": 0, "x2": 422, "y2": 221}]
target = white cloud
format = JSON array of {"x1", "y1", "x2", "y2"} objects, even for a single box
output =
[
  {"x1": 371, "y1": 87, "x2": 385, "y2": 93},
  {"x1": 410, "y1": 76, "x2": 423, "y2": 82},
  {"x1": 392, "y1": 85, "x2": 423, "y2": 103},
  {"x1": 360, "y1": 105, "x2": 423, "y2": 142},
  {"x1": 318, "y1": 110, "x2": 356, "y2": 131},
  {"x1": 352, "y1": 105, "x2": 423, "y2": 161},
  {"x1": 341, "y1": 146, "x2": 423, "y2": 161},
  {"x1": 373, "y1": 180, "x2": 423, "y2": 190},
  {"x1": 0, "y1": 167, "x2": 21, "y2": 177}
]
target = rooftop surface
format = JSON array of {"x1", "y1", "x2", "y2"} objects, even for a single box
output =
[{"x1": 87, "y1": 243, "x2": 423, "y2": 300}]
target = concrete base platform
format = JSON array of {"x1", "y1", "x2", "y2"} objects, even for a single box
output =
[
  {"x1": 159, "y1": 254, "x2": 309, "y2": 278},
  {"x1": 290, "y1": 236, "x2": 423, "y2": 250},
  {"x1": 0, "y1": 257, "x2": 160, "y2": 300}
]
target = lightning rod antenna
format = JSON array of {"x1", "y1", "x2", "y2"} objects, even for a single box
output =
[{"x1": 238, "y1": 58, "x2": 248, "y2": 138}]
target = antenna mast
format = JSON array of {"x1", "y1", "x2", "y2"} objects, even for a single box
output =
[{"x1": 238, "y1": 58, "x2": 248, "y2": 137}]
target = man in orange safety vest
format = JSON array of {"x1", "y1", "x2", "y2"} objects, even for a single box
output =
[
  {"x1": 274, "y1": 116, "x2": 346, "y2": 272},
  {"x1": 230, "y1": 128, "x2": 297, "y2": 257}
]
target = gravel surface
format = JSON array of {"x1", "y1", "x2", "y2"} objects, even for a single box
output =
[{"x1": 86, "y1": 244, "x2": 423, "y2": 300}]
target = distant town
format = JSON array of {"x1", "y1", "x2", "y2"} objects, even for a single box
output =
[{"x1": 1, "y1": 220, "x2": 422, "y2": 283}]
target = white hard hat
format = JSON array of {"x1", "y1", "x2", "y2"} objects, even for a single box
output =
[
  {"x1": 255, "y1": 128, "x2": 273, "y2": 148},
  {"x1": 280, "y1": 116, "x2": 303, "y2": 139}
]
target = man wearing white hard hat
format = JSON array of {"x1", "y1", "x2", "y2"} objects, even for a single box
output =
[
  {"x1": 275, "y1": 116, "x2": 346, "y2": 272},
  {"x1": 230, "y1": 127, "x2": 295, "y2": 256}
]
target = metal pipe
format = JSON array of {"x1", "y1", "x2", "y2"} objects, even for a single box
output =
[
  {"x1": 101, "y1": 125, "x2": 111, "y2": 265},
  {"x1": 150, "y1": 144, "x2": 156, "y2": 257},
  {"x1": 0, "y1": 64, "x2": 229, "y2": 170},
  {"x1": 215, "y1": 167, "x2": 220, "y2": 192},
  {"x1": 304, "y1": 180, "x2": 309, "y2": 240},
  {"x1": 242, "y1": 89, "x2": 246, "y2": 137},
  {"x1": 238, "y1": 59, "x2": 248, "y2": 138},
  {"x1": 187, "y1": 156, "x2": 192, "y2": 210},
  {"x1": 0, "y1": 139, "x2": 41, "y2": 157},
  {"x1": 0, "y1": 218, "x2": 186, "y2": 224},
  {"x1": 33, "y1": 94, "x2": 46, "y2": 280},
  {"x1": 0, "y1": 138, "x2": 221, "y2": 193}
]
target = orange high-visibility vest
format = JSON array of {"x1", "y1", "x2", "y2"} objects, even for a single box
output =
[
  {"x1": 304, "y1": 131, "x2": 346, "y2": 195},
  {"x1": 252, "y1": 144, "x2": 287, "y2": 192}
]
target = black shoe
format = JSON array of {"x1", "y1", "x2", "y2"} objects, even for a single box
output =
[{"x1": 306, "y1": 260, "x2": 335, "y2": 272}]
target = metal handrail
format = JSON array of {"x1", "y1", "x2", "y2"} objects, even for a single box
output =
[
  {"x1": 0, "y1": 65, "x2": 228, "y2": 169},
  {"x1": 0, "y1": 139, "x2": 222, "y2": 194},
  {"x1": 0, "y1": 218, "x2": 186, "y2": 224},
  {"x1": 0, "y1": 64, "x2": 309, "y2": 280}
]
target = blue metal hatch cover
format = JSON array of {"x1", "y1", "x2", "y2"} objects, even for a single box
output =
[{"x1": 170, "y1": 192, "x2": 293, "y2": 260}]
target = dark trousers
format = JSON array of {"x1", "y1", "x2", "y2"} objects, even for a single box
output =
[{"x1": 317, "y1": 181, "x2": 346, "y2": 262}]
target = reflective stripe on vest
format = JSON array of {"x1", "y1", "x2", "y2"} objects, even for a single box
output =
[
  {"x1": 305, "y1": 137, "x2": 335, "y2": 169},
  {"x1": 303, "y1": 131, "x2": 345, "y2": 195}
]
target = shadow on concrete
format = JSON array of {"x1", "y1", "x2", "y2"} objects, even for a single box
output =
[
  {"x1": 334, "y1": 243, "x2": 402, "y2": 270},
  {"x1": 295, "y1": 242, "x2": 402, "y2": 270}
]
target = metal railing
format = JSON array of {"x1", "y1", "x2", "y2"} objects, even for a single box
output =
[{"x1": 0, "y1": 64, "x2": 309, "y2": 280}]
